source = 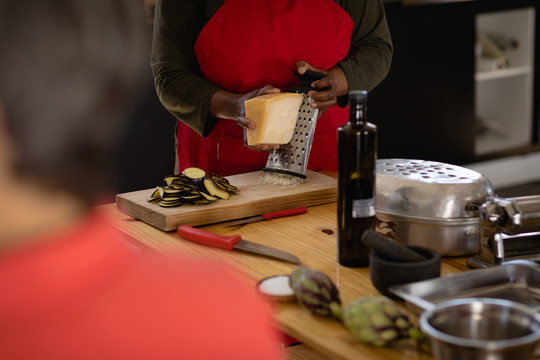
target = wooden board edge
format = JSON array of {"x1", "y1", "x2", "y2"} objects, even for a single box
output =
[
  {"x1": 162, "y1": 187, "x2": 338, "y2": 231},
  {"x1": 116, "y1": 193, "x2": 169, "y2": 231}
]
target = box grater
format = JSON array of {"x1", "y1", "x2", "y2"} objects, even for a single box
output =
[{"x1": 262, "y1": 70, "x2": 324, "y2": 179}]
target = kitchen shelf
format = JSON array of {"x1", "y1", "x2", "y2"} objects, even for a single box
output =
[
  {"x1": 474, "y1": 7, "x2": 536, "y2": 156},
  {"x1": 475, "y1": 65, "x2": 532, "y2": 81},
  {"x1": 367, "y1": 0, "x2": 540, "y2": 169}
]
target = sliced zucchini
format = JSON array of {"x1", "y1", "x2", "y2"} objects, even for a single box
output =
[
  {"x1": 222, "y1": 183, "x2": 238, "y2": 194},
  {"x1": 200, "y1": 192, "x2": 218, "y2": 201},
  {"x1": 162, "y1": 187, "x2": 183, "y2": 195},
  {"x1": 158, "y1": 200, "x2": 183, "y2": 207},
  {"x1": 146, "y1": 187, "x2": 161, "y2": 202},
  {"x1": 183, "y1": 167, "x2": 206, "y2": 180},
  {"x1": 159, "y1": 196, "x2": 182, "y2": 202},
  {"x1": 164, "y1": 175, "x2": 181, "y2": 186},
  {"x1": 157, "y1": 186, "x2": 165, "y2": 199},
  {"x1": 204, "y1": 179, "x2": 229, "y2": 200},
  {"x1": 211, "y1": 180, "x2": 229, "y2": 192},
  {"x1": 181, "y1": 194, "x2": 203, "y2": 200},
  {"x1": 211, "y1": 175, "x2": 238, "y2": 194},
  {"x1": 148, "y1": 168, "x2": 236, "y2": 207}
]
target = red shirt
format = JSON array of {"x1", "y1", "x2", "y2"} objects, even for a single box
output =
[{"x1": 0, "y1": 213, "x2": 280, "y2": 360}]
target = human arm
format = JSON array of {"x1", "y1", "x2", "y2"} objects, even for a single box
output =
[
  {"x1": 151, "y1": 0, "x2": 221, "y2": 137},
  {"x1": 151, "y1": 0, "x2": 280, "y2": 151},
  {"x1": 297, "y1": 0, "x2": 393, "y2": 110},
  {"x1": 337, "y1": 0, "x2": 393, "y2": 103}
]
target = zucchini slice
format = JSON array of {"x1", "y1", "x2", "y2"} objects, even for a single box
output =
[
  {"x1": 204, "y1": 179, "x2": 229, "y2": 200},
  {"x1": 181, "y1": 194, "x2": 203, "y2": 200},
  {"x1": 222, "y1": 183, "x2": 238, "y2": 194},
  {"x1": 200, "y1": 192, "x2": 218, "y2": 201},
  {"x1": 183, "y1": 167, "x2": 206, "y2": 180},
  {"x1": 146, "y1": 187, "x2": 161, "y2": 202},
  {"x1": 158, "y1": 200, "x2": 184, "y2": 207},
  {"x1": 164, "y1": 176, "x2": 181, "y2": 186},
  {"x1": 162, "y1": 187, "x2": 183, "y2": 195}
]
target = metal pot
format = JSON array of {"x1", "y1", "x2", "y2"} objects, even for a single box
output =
[
  {"x1": 375, "y1": 159, "x2": 495, "y2": 256},
  {"x1": 419, "y1": 298, "x2": 540, "y2": 360}
]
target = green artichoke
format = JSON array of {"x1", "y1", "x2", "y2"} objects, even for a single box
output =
[
  {"x1": 289, "y1": 265, "x2": 342, "y2": 320},
  {"x1": 343, "y1": 296, "x2": 426, "y2": 347}
]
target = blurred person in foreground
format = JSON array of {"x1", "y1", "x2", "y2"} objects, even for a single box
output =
[{"x1": 0, "y1": 1, "x2": 280, "y2": 359}]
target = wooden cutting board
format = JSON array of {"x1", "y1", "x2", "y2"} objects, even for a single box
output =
[{"x1": 116, "y1": 170, "x2": 337, "y2": 231}]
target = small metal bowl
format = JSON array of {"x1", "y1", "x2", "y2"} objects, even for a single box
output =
[
  {"x1": 256, "y1": 275, "x2": 295, "y2": 303},
  {"x1": 419, "y1": 298, "x2": 540, "y2": 360}
]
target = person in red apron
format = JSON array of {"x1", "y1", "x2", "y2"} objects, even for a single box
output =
[{"x1": 151, "y1": 0, "x2": 392, "y2": 176}]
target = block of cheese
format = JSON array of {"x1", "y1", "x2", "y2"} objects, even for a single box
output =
[{"x1": 244, "y1": 92, "x2": 304, "y2": 146}]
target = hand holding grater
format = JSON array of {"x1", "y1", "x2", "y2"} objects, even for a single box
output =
[{"x1": 263, "y1": 70, "x2": 325, "y2": 179}]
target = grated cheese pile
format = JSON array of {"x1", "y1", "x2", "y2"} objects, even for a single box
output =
[{"x1": 258, "y1": 172, "x2": 304, "y2": 187}]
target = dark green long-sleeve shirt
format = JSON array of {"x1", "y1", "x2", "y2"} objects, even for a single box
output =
[{"x1": 151, "y1": 0, "x2": 392, "y2": 137}]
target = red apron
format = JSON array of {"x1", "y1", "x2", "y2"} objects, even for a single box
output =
[{"x1": 178, "y1": 0, "x2": 353, "y2": 176}]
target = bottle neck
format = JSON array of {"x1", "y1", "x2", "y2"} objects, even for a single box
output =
[{"x1": 349, "y1": 103, "x2": 367, "y2": 125}]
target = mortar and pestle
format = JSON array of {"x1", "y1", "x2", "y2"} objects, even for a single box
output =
[{"x1": 361, "y1": 229, "x2": 441, "y2": 299}]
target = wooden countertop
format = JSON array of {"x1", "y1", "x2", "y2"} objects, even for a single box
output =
[{"x1": 98, "y1": 201, "x2": 470, "y2": 360}]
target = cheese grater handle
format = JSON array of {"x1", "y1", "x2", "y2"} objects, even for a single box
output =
[{"x1": 287, "y1": 70, "x2": 326, "y2": 94}]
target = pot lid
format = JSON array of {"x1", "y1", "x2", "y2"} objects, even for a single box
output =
[{"x1": 376, "y1": 159, "x2": 495, "y2": 219}]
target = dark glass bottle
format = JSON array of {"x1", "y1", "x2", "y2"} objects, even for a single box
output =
[{"x1": 337, "y1": 90, "x2": 377, "y2": 268}]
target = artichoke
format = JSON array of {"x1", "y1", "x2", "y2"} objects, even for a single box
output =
[
  {"x1": 289, "y1": 265, "x2": 342, "y2": 320},
  {"x1": 343, "y1": 296, "x2": 427, "y2": 347}
]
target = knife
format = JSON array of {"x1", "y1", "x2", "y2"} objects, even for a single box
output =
[
  {"x1": 224, "y1": 207, "x2": 308, "y2": 227},
  {"x1": 177, "y1": 225, "x2": 301, "y2": 264}
]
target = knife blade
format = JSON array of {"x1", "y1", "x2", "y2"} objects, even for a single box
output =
[
  {"x1": 224, "y1": 207, "x2": 308, "y2": 227},
  {"x1": 177, "y1": 225, "x2": 301, "y2": 264}
]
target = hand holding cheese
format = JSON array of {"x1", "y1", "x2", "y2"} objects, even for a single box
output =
[{"x1": 244, "y1": 93, "x2": 303, "y2": 146}]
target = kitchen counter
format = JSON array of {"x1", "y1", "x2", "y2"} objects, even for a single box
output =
[{"x1": 98, "y1": 201, "x2": 470, "y2": 360}]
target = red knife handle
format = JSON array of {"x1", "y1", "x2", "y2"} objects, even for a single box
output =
[
  {"x1": 177, "y1": 225, "x2": 241, "y2": 250},
  {"x1": 262, "y1": 207, "x2": 308, "y2": 220}
]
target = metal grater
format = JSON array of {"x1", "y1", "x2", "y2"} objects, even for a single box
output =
[{"x1": 262, "y1": 94, "x2": 319, "y2": 179}]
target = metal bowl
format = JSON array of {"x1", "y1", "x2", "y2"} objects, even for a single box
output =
[{"x1": 419, "y1": 298, "x2": 540, "y2": 360}]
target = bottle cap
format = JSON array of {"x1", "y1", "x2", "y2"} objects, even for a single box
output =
[{"x1": 349, "y1": 90, "x2": 368, "y2": 104}]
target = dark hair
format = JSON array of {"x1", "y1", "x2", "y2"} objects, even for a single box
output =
[{"x1": 0, "y1": 0, "x2": 146, "y2": 204}]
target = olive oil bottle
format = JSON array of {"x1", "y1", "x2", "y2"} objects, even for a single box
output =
[{"x1": 337, "y1": 90, "x2": 377, "y2": 268}]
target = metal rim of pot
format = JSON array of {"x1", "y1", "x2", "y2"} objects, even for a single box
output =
[{"x1": 419, "y1": 297, "x2": 540, "y2": 350}]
